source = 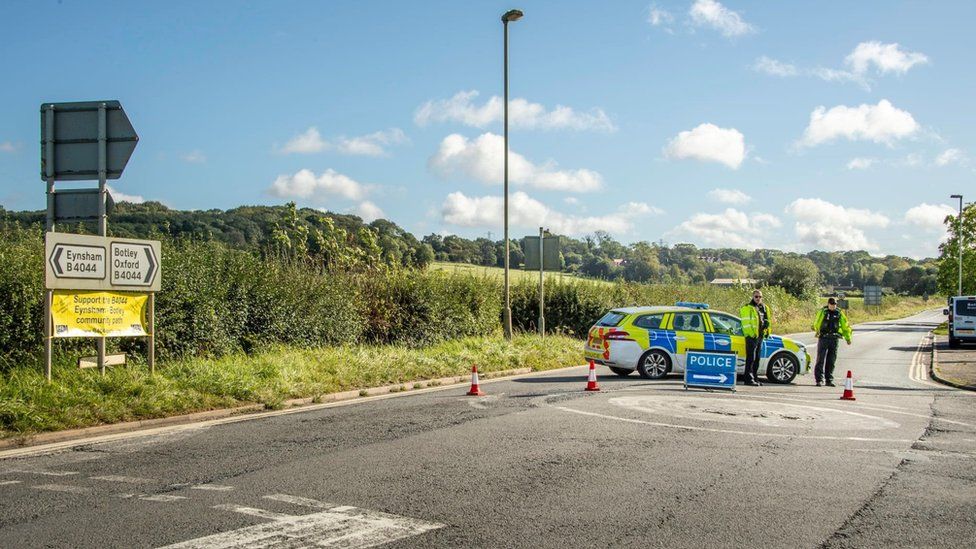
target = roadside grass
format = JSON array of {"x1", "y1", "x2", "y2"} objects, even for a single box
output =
[
  {"x1": 933, "y1": 322, "x2": 949, "y2": 336},
  {"x1": 0, "y1": 335, "x2": 582, "y2": 437}
]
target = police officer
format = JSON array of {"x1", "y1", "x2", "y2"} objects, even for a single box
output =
[
  {"x1": 740, "y1": 289, "x2": 771, "y2": 386},
  {"x1": 812, "y1": 297, "x2": 853, "y2": 387}
]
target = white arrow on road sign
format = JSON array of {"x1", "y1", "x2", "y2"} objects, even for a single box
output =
[
  {"x1": 110, "y1": 241, "x2": 158, "y2": 287},
  {"x1": 692, "y1": 374, "x2": 728, "y2": 383},
  {"x1": 48, "y1": 243, "x2": 106, "y2": 280}
]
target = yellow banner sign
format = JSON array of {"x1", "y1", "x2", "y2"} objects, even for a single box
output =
[{"x1": 51, "y1": 290, "x2": 148, "y2": 338}]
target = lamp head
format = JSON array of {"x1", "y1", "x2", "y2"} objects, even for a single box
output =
[
  {"x1": 502, "y1": 9, "x2": 524, "y2": 23},
  {"x1": 951, "y1": 194, "x2": 963, "y2": 199}
]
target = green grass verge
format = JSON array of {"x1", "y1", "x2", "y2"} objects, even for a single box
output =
[
  {"x1": 0, "y1": 335, "x2": 581, "y2": 438},
  {"x1": 933, "y1": 322, "x2": 949, "y2": 336}
]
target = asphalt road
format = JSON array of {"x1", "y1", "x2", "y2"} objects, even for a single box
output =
[{"x1": 1, "y1": 309, "x2": 974, "y2": 548}]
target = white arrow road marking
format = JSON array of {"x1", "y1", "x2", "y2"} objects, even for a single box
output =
[
  {"x1": 140, "y1": 494, "x2": 188, "y2": 502},
  {"x1": 6, "y1": 469, "x2": 79, "y2": 477},
  {"x1": 0, "y1": 480, "x2": 22, "y2": 486},
  {"x1": 158, "y1": 494, "x2": 443, "y2": 549}
]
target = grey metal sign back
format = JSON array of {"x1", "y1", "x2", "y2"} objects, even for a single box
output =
[
  {"x1": 523, "y1": 236, "x2": 561, "y2": 271},
  {"x1": 53, "y1": 188, "x2": 115, "y2": 221},
  {"x1": 863, "y1": 285, "x2": 883, "y2": 306},
  {"x1": 40, "y1": 101, "x2": 139, "y2": 181}
]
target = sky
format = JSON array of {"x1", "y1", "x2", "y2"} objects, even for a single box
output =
[{"x1": 1, "y1": 0, "x2": 973, "y2": 259}]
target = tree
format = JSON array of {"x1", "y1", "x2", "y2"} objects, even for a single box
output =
[
  {"x1": 767, "y1": 257, "x2": 820, "y2": 299},
  {"x1": 937, "y1": 203, "x2": 976, "y2": 295}
]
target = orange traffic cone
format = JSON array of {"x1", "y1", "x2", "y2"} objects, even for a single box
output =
[
  {"x1": 585, "y1": 360, "x2": 601, "y2": 392},
  {"x1": 839, "y1": 370, "x2": 856, "y2": 401},
  {"x1": 466, "y1": 364, "x2": 485, "y2": 396}
]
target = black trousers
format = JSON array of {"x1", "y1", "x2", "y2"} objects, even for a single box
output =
[
  {"x1": 815, "y1": 336, "x2": 840, "y2": 383},
  {"x1": 744, "y1": 336, "x2": 763, "y2": 382}
]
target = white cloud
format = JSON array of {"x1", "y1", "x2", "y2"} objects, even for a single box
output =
[
  {"x1": 810, "y1": 67, "x2": 868, "y2": 89},
  {"x1": 845, "y1": 41, "x2": 928, "y2": 76},
  {"x1": 414, "y1": 90, "x2": 616, "y2": 132},
  {"x1": 689, "y1": 0, "x2": 755, "y2": 37},
  {"x1": 905, "y1": 203, "x2": 955, "y2": 231},
  {"x1": 799, "y1": 100, "x2": 919, "y2": 147},
  {"x1": 0, "y1": 141, "x2": 17, "y2": 153},
  {"x1": 935, "y1": 148, "x2": 966, "y2": 167},
  {"x1": 564, "y1": 197, "x2": 580, "y2": 206},
  {"x1": 785, "y1": 198, "x2": 890, "y2": 251},
  {"x1": 751, "y1": 56, "x2": 797, "y2": 77},
  {"x1": 441, "y1": 191, "x2": 660, "y2": 235},
  {"x1": 280, "y1": 127, "x2": 406, "y2": 156},
  {"x1": 671, "y1": 208, "x2": 781, "y2": 248},
  {"x1": 268, "y1": 168, "x2": 369, "y2": 202},
  {"x1": 428, "y1": 132, "x2": 604, "y2": 193},
  {"x1": 106, "y1": 185, "x2": 144, "y2": 204},
  {"x1": 353, "y1": 201, "x2": 385, "y2": 222},
  {"x1": 181, "y1": 150, "x2": 206, "y2": 163},
  {"x1": 707, "y1": 188, "x2": 752, "y2": 205},
  {"x1": 664, "y1": 123, "x2": 746, "y2": 169},
  {"x1": 648, "y1": 5, "x2": 674, "y2": 27},
  {"x1": 846, "y1": 157, "x2": 876, "y2": 170}
]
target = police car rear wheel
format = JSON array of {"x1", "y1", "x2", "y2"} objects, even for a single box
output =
[
  {"x1": 637, "y1": 350, "x2": 670, "y2": 380},
  {"x1": 609, "y1": 366, "x2": 633, "y2": 377},
  {"x1": 766, "y1": 354, "x2": 798, "y2": 384}
]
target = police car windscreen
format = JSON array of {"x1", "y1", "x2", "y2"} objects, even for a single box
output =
[
  {"x1": 956, "y1": 299, "x2": 976, "y2": 317},
  {"x1": 596, "y1": 312, "x2": 627, "y2": 327}
]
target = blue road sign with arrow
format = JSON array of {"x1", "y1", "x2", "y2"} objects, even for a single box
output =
[{"x1": 685, "y1": 350, "x2": 737, "y2": 391}]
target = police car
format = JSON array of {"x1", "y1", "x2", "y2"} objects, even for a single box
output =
[
  {"x1": 944, "y1": 296, "x2": 976, "y2": 348},
  {"x1": 584, "y1": 302, "x2": 810, "y2": 384}
]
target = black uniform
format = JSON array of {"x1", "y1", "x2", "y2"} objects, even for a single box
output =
[
  {"x1": 744, "y1": 302, "x2": 769, "y2": 384},
  {"x1": 814, "y1": 308, "x2": 843, "y2": 384}
]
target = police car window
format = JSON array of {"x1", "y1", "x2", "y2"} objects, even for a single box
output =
[
  {"x1": 596, "y1": 311, "x2": 627, "y2": 327},
  {"x1": 956, "y1": 299, "x2": 976, "y2": 316},
  {"x1": 672, "y1": 313, "x2": 705, "y2": 332},
  {"x1": 710, "y1": 314, "x2": 743, "y2": 336},
  {"x1": 634, "y1": 314, "x2": 664, "y2": 330}
]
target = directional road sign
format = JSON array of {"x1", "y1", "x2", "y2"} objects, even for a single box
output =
[
  {"x1": 523, "y1": 235, "x2": 561, "y2": 271},
  {"x1": 40, "y1": 100, "x2": 139, "y2": 181},
  {"x1": 684, "y1": 350, "x2": 737, "y2": 391},
  {"x1": 45, "y1": 233, "x2": 161, "y2": 291},
  {"x1": 110, "y1": 241, "x2": 158, "y2": 287}
]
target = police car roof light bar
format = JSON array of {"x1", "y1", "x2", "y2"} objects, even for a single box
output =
[{"x1": 675, "y1": 301, "x2": 709, "y2": 310}]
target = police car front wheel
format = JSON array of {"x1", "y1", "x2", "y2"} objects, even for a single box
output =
[
  {"x1": 637, "y1": 350, "x2": 670, "y2": 380},
  {"x1": 766, "y1": 354, "x2": 798, "y2": 384}
]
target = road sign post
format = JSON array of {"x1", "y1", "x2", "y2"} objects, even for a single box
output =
[
  {"x1": 39, "y1": 100, "x2": 145, "y2": 380},
  {"x1": 523, "y1": 233, "x2": 560, "y2": 337},
  {"x1": 684, "y1": 350, "x2": 737, "y2": 392}
]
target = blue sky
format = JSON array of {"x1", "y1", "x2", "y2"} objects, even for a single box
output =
[{"x1": 1, "y1": 0, "x2": 973, "y2": 258}]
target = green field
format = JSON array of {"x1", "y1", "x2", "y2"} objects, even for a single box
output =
[{"x1": 430, "y1": 261, "x2": 607, "y2": 284}]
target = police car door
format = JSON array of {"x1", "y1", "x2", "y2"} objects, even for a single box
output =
[
  {"x1": 670, "y1": 312, "x2": 707, "y2": 371},
  {"x1": 706, "y1": 313, "x2": 747, "y2": 371}
]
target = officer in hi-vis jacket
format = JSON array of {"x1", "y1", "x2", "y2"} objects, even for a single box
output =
[{"x1": 812, "y1": 297, "x2": 853, "y2": 387}]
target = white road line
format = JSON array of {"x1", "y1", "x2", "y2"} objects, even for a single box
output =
[
  {"x1": 140, "y1": 494, "x2": 188, "y2": 502},
  {"x1": 159, "y1": 496, "x2": 444, "y2": 549},
  {"x1": 33, "y1": 484, "x2": 92, "y2": 494},
  {"x1": 553, "y1": 405, "x2": 914, "y2": 443},
  {"x1": 91, "y1": 475, "x2": 153, "y2": 484},
  {"x1": 6, "y1": 469, "x2": 78, "y2": 477},
  {"x1": 0, "y1": 480, "x2": 22, "y2": 486},
  {"x1": 190, "y1": 484, "x2": 234, "y2": 491},
  {"x1": 263, "y1": 493, "x2": 337, "y2": 509},
  {"x1": 213, "y1": 504, "x2": 294, "y2": 521}
]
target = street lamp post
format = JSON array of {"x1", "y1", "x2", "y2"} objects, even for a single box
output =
[
  {"x1": 502, "y1": 8, "x2": 522, "y2": 341},
  {"x1": 951, "y1": 194, "x2": 963, "y2": 295}
]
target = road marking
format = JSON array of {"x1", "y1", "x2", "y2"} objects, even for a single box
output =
[
  {"x1": 159, "y1": 495, "x2": 444, "y2": 549},
  {"x1": 0, "y1": 480, "x2": 22, "y2": 485},
  {"x1": 553, "y1": 405, "x2": 913, "y2": 443},
  {"x1": 191, "y1": 484, "x2": 234, "y2": 491},
  {"x1": 140, "y1": 494, "x2": 188, "y2": 502},
  {"x1": 263, "y1": 493, "x2": 337, "y2": 509},
  {"x1": 6, "y1": 469, "x2": 78, "y2": 477},
  {"x1": 33, "y1": 483, "x2": 92, "y2": 494},
  {"x1": 91, "y1": 475, "x2": 153, "y2": 484}
]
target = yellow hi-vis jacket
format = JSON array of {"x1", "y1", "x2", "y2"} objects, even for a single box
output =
[
  {"x1": 813, "y1": 306, "x2": 853, "y2": 343},
  {"x1": 740, "y1": 302, "x2": 772, "y2": 338}
]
